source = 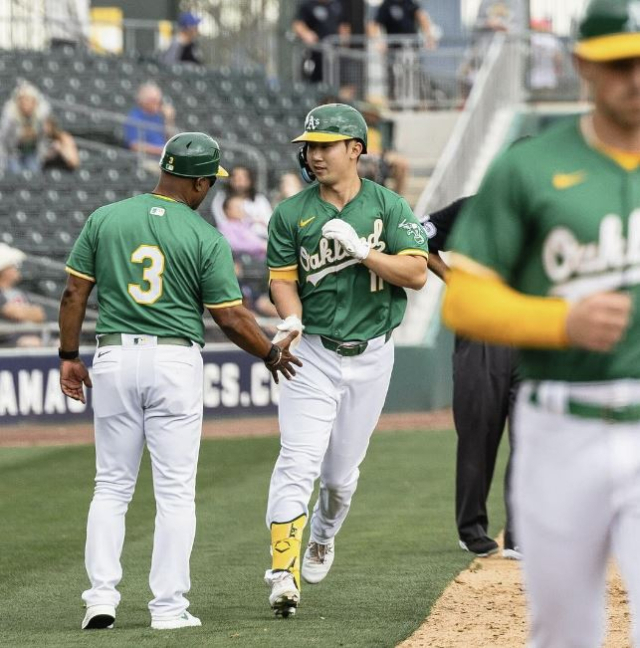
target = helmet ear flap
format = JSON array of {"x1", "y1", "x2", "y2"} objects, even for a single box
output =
[{"x1": 298, "y1": 144, "x2": 315, "y2": 184}]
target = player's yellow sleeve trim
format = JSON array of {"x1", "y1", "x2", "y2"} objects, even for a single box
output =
[
  {"x1": 65, "y1": 267, "x2": 96, "y2": 283},
  {"x1": 397, "y1": 249, "x2": 429, "y2": 259},
  {"x1": 269, "y1": 267, "x2": 299, "y2": 282},
  {"x1": 204, "y1": 299, "x2": 243, "y2": 309},
  {"x1": 442, "y1": 268, "x2": 570, "y2": 348},
  {"x1": 448, "y1": 253, "x2": 502, "y2": 279}
]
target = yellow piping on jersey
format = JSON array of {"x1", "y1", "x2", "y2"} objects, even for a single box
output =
[
  {"x1": 443, "y1": 264, "x2": 570, "y2": 349},
  {"x1": 269, "y1": 267, "x2": 299, "y2": 283},
  {"x1": 398, "y1": 249, "x2": 429, "y2": 259},
  {"x1": 582, "y1": 114, "x2": 640, "y2": 171},
  {"x1": 151, "y1": 193, "x2": 178, "y2": 202},
  {"x1": 65, "y1": 266, "x2": 96, "y2": 282},
  {"x1": 204, "y1": 299, "x2": 243, "y2": 309}
]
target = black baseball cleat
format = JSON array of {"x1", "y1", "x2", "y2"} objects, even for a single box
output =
[{"x1": 458, "y1": 536, "x2": 499, "y2": 557}]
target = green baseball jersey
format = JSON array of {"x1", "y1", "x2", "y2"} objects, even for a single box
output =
[
  {"x1": 268, "y1": 178, "x2": 429, "y2": 341},
  {"x1": 449, "y1": 116, "x2": 640, "y2": 381},
  {"x1": 66, "y1": 193, "x2": 243, "y2": 346}
]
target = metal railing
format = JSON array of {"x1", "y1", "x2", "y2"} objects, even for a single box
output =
[
  {"x1": 290, "y1": 33, "x2": 473, "y2": 110},
  {"x1": 396, "y1": 32, "x2": 527, "y2": 345}
]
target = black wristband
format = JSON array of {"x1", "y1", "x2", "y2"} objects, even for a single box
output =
[
  {"x1": 263, "y1": 344, "x2": 280, "y2": 363},
  {"x1": 59, "y1": 348, "x2": 79, "y2": 360}
]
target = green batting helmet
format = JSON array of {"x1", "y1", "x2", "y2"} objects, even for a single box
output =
[
  {"x1": 292, "y1": 103, "x2": 368, "y2": 153},
  {"x1": 159, "y1": 132, "x2": 229, "y2": 178},
  {"x1": 574, "y1": 0, "x2": 640, "y2": 61}
]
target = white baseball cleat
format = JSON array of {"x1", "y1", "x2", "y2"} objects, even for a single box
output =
[
  {"x1": 265, "y1": 569, "x2": 300, "y2": 618},
  {"x1": 81, "y1": 604, "x2": 116, "y2": 630},
  {"x1": 503, "y1": 546, "x2": 523, "y2": 560},
  {"x1": 151, "y1": 610, "x2": 202, "y2": 630},
  {"x1": 302, "y1": 538, "x2": 335, "y2": 584}
]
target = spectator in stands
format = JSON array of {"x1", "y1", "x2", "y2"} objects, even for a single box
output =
[
  {"x1": 0, "y1": 243, "x2": 45, "y2": 347},
  {"x1": 211, "y1": 165, "x2": 272, "y2": 237},
  {"x1": 162, "y1": 11, "x2": 203, "y2": 66},
  {"x1": 42, "y1": 117, "x2": 80, "y2": 171},
  {"x1": 45, "y1": 0, "x2": 90, "y2": 50},
  {"x1": 292, "y1": 0, "x2": 350, "y2": 84},
  {"x1": 529, "y1": 18, "x2": 564, "y2": 97},
  {"x1": 216, "y1": 196, "x2": 277, "y2": 320},
  {"x1": 0, "y1": 81, "x2": 52, "y2": 174},
  {"x1": 357, "y1": 102, "x2": 409, "y2": 196},
  {"x1": 216, "y1": 196, "x2": 267, "y2": 259},
  {"x1": 124, "y1": 83, "x2": 176, "y2": 157},
  {"x1": 275, "y1": 172, "x2": 304, "y2": 202}
]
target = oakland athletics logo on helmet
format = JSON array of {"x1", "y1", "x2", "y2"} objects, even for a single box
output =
[
  {"x1": 574, "y1": 0, "x2": 640, "y2": 61},
  {"x1": 292, "y1": 104, "x2": 368, "y2": 153},
  {"x1": 159, "y1": 132, "x2": 229, "y2": 179}
]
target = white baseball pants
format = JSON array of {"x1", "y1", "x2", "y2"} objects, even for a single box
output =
[
  {"x1": 514, "y1": 381, "x2": 640, "y2": 648},
  {"x1": 267, "y1": 333, "x2": 394, "y2": 543},
  {"x1": 81, "y1": 335, "x2": 203, "y2": 620}
]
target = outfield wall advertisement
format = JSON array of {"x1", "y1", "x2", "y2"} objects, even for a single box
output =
[{"x1": 0, "y1": 346, "x2": 278, "y2": 424}]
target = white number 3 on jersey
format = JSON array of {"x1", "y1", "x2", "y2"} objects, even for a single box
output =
[{"x1": 128, "y1": 245, "x2": 165, "y2": 305}]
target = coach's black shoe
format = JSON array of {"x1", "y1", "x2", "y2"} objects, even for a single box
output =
[
  {"x1": 458, "y1": 536, "x2": 499, "y2": 557},
  {"x1": 81, "y1": 604, "x2": 116, "y2": 629}
]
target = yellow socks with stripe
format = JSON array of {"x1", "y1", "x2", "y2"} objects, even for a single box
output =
[{"x1": 271, "y1": 514, "x2": 307, "y2": 589}]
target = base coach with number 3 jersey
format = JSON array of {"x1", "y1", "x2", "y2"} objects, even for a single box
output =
[
  {"x1": 262, "y1": 103, "x2": 429, "y2": 618},
  {"x1": 444, "y1": 1, "x2": 640, "y2": 644},
  {"x1": 58, "y1": 132, "x2": 300, "y2": 632}
]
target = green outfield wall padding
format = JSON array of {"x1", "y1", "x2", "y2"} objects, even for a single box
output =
[{"x1": 385, "y1": 325, "x2": 454, "y2": 413}]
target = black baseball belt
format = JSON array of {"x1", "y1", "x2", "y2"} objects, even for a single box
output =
[
  {"x1": 319, "y1": 331, "x2": 392, "y2": 357},
  {"x1": 97, "y1": 333, "x2": 192, "y2": 348}
]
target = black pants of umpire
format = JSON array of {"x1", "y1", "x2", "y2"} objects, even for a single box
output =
[{"x1": 452, "y1": 336, "x2": 520, "y2": 548}]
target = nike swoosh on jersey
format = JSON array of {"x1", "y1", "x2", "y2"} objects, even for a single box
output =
[
  {"x1": 299, "y1": 217, "x2": 316, "y2": 228},
  {"x1": 552, "y1": 171, "x2": 587, "y2": 190}
]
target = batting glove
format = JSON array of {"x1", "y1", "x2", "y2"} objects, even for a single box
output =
[
  {"x1": 322, "y1": 219, "x2": 370, "y2": 260},
  {"x1": 272, "y1": 315, "x2": 304, "y2": 350}
]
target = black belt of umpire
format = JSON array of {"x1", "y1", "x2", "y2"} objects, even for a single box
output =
[
  {"x1": 320, "y1": 331, "x2": 392, "y2": 357},
  {"x1": 97, "y1": 333, "x2": 192, "y2": 348}
]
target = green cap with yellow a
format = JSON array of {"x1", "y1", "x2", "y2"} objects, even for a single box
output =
[
  {"x1": 292, "y1": 103, "x2": 368, "y2": 153},
  {"x1": 574, "y1": 0, "x2": 640, "y2": 61}
]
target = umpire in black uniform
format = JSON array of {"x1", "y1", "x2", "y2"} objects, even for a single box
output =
[{"x1": 423, "y1": 197, "x2": 520, "y2": 558}]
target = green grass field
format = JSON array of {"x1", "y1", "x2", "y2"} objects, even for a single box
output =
[{"x1": 0, "y1": 428, "x2": 507, "y2": 648}]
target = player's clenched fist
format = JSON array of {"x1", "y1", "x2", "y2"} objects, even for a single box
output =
[
  {"x1": 566, "y1": 291, "x2": 633, "y2": 352},
  {"x1": 322, "y1": 219, "x2": 370, "y2": 260}
]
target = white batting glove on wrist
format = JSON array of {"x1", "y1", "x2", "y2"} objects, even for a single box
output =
[
  {"x1": 322, "y1": 219, "x2": 370, "y2": 260},
  {"x1": 272, "y1": 315, "x2": 304, "y2": 350}
]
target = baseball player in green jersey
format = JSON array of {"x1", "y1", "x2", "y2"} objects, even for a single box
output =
[
  {"x1": 58, "y1": 132, "x2": 301, "y2": 631},
  {"x1": 263, "y1": 103, "x2": 429, "y2": 617},
  {"x1": 442, "y1": 1, "x2": 640, "y2": 644}
]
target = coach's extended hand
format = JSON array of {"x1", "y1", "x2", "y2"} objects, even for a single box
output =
[{"x1": 265, "y1": 330, "x2": 303, "y2": 383}]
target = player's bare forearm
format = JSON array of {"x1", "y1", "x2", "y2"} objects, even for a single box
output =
[
  {"x1": 270, "y1": 279, "x2": 303, "y2": 319},
  {"x1": 59, "y1": 274, "x2": 94, "y2": 352},
  {"x1": 362, "y1": 251, "x2": 428, "y2": 290},
  {"x1": 209, "y1": 304, "x2": 273, "y2": 358},
  {"x1": 427, "y1": 252, "x2": 450, "y2": 282}
]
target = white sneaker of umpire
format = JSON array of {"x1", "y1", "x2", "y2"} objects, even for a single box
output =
[
  {"x1": 265, "y1": 569, "x2": 300, "y2": 617},
  {"x1": 151, "y1": 610, "x2": 202, "y2": 630},
  {"x1": 302, "y1": 538, "x2": 335, "y2": 584},
  {"x1": 81, "y1": 604, "x2": 116, "y2": 630}
]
